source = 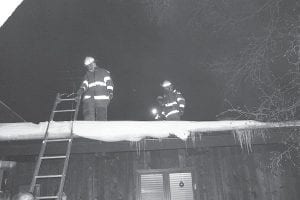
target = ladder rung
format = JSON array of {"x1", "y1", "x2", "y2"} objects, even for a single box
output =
[
  {"x1": 41, "y1": 155, "x2": 67, "y2": 159},
  {"x1": 36, "y1": 175, "x2": 63, "y2": 179},
  {"x1": 54, "y1": 109, "x2": 76, "y2": 113},
  {"x1": 44, "y1": 138, "x2": 70, "y2": 142},
  {"x1": 59, "y1": 98, "x2": 76, "y2": 101},
  {"x1": 35, "y1": 195, "x2": 58, "y2": 199}
]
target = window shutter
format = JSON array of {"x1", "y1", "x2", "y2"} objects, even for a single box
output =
[
  {"x1": 169, "y1": 173, "x2": 194, "y2": 200},
  {"x1": 140, "y1": 173, "x2": 164, "y2": 200}
]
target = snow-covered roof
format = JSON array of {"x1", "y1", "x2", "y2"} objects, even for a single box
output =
[{"x1": 0, "y1": 120, "x2": 299, "y2": 142}]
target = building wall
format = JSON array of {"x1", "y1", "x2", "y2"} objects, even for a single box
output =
[
  {"x1": 191, "y1": 146, "x2": 298, "y2": 200},
  {"x1": 6, "y1": 145, "x2": 299, "y2": 200}
]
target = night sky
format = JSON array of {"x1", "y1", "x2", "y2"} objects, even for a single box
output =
[{"x1": 0, "y1": 0, "x2": 262, "y2": 122}]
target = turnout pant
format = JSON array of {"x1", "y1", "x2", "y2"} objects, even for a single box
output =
[
  {"x1": 166, "y1": 114, "x2": 181, "y2": 121},
  {"x1": 82, "y1": 99, "x2": 108, "y2": 121}
]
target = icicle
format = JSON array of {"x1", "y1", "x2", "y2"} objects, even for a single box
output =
[
  {"x1": 136, "y1": 141, "x2": 141, "y2": 157},
  {"x1": 233, "y1": 129, "x2": 253, "y2": 153},
  {"x1": 233, "y1": 129, "x2": 266, "y2": 153},
  {"x1": 190, "y1": 132, "x2": 202, "y2": 147},
  {"x1": 129, "y1": 141, "x2": 141, "y2": 157},
  {"x1": 191, "y1": 132, "x2": 196, "y2": 146}
]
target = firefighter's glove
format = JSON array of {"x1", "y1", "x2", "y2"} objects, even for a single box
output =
[
  {"x1": 76, "y1": 89, "x2": 84, "y2": 101},
  {"x1": 77, "y1": 88, "x2": 84, "y2": 96},
  {"x1": 109, "y1": 92, "x2": 113, "y2": 100},
  {"x1": 179, "y1": 108, "x2": 184, "y2": 115}
]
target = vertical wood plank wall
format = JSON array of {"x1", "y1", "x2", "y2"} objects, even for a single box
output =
[{"x1": 8, "y1": 145, "x2": 299, "y2": 200}]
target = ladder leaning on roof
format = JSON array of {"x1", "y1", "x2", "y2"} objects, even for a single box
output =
[{"x1": 29, "y1": 93, "x2": 81, "y2": 200}]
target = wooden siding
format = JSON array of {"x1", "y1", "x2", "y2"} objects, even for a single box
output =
[{"x1": 4, "y1": 145, "x2": 299, "y2": 200}]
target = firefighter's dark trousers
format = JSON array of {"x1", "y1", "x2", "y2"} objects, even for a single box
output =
[{"x1": 82, "y1": 99, "x2": 108, "y2": 121}]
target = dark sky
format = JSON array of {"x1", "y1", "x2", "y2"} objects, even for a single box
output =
[{"x1": 0, "y1": 0, "x2": 229, "y2": 122}]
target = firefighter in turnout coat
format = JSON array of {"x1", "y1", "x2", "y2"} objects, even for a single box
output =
[
  {"x1": 160, "y1": 80, "x2": 185, "y2": 120},
  {"x1": 77, "y1": 56, "x2": 114, "y2": 120}
]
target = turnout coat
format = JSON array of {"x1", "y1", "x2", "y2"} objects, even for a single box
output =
[
  {"x1": 79, "y1": 67, "x2": 114, "y2": 107},
  {"x1": 161, "y1": 89, "x2": 185, "y2": 119}
]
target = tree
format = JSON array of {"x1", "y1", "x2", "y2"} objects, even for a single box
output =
[
  {"x1": 143, "y1": 0, "x2": 300, "y2": 172},
  {"x1": 207, "y1": 0, "x2": 300, "y2": 173}
]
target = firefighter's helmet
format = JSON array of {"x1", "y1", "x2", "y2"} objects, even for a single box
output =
[
  {"x1": 157, "y1": 96, "x2": 163, "y2": 100},
  {"x1": 16, "y1": 192, "x2": 34, "y2": 200},
  {"x1": 84, "y1": 56, "x2": 95, "y2": 66},
  {"x1": 161, "y1": 80, "x2": 172, "y2": 88}
]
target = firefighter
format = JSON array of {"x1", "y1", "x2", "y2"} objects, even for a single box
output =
[
  {"x1": 77, "y1": 56, "x2": 114, "y2": 120},
  {"x1": 160, "y1": 80, "x2": 185, "y2": 120}
]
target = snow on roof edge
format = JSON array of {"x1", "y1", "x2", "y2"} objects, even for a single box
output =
[{"x1": 0, "y1": 120, "x2": 299, "y2": 142}]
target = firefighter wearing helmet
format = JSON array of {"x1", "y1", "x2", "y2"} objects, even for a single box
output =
[
  {"x1": 159, "y1": 80, "x2": 185, "y2": 120},
  {"x1": 77, "y1": 56, "x2": 114, "y2": 120}
]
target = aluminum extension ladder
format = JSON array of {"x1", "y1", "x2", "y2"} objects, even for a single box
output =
[{"x1": 29, "y1": 93, "x2": 81, "y2": 200}]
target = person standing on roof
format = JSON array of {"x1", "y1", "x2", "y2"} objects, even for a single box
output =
[
  {"x1": 77, "y1": 56, "x2": 114, "y2": 120},
  {"x1": 160, "y1": 80, "x2": 185, "y2": 120}
]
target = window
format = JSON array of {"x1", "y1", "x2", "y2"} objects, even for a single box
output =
[
  {"x1": 137, "y1": 169, "x2": 194, "y2": 200},
  {"x1": 140, "y1": 174, "x2": 164, "y2": 200}
]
